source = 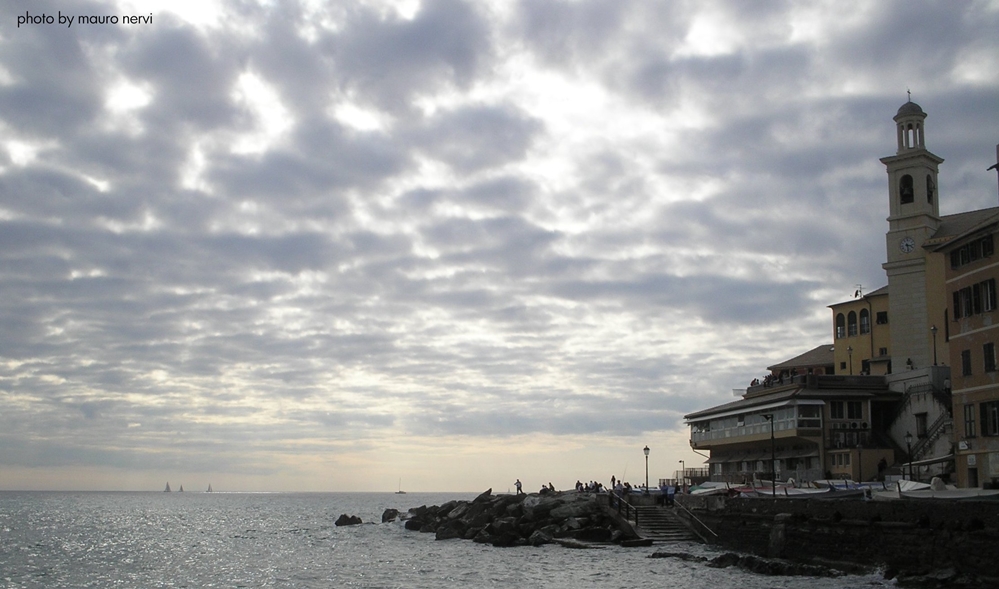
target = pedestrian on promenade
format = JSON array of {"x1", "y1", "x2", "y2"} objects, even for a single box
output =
[{"x1": 515, "y1": 479, "x2": 523, "y2": 494}]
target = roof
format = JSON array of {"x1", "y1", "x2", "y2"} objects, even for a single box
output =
[
  {"x1": 684, "y1": 387, "x2": 801, "y2": 420},
  {"x1": 767, "y1": 344, "x2": 834, "y2": 371},
  {"x1": 829, "y1": 284, "x2": 888, "y2": 309},
  {"x1": 896, "y1": 101, "x2": 925, "y2": 117},
  {"x1": 684, "y1": 375, "x2": 893, "y2": 421},
  {"x1": 928, "y1": 207, "x2": 999, "y2": 250}
]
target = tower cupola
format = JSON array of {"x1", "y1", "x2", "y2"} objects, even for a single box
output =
[{"x1": 894, "y1": 100, "x2": 927, "y2": 153}]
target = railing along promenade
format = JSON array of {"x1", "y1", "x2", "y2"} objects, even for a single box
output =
[
  {"x1": 673, "y1": 496, "x2": 717, "y2": 541},
  {"x1": 608, "y1": 491, "x2": 640, "y2": 527}
]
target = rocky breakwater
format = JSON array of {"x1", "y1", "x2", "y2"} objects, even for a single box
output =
[{"x1": 397, "y1": 489, "x2": 642, "y2": 548}]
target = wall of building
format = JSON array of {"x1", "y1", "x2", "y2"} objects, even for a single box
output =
[
  {"x1": 831, "y1": 294, "x2": 890, "y2": 376},
  {"x1": 945, "y1": 230, "x2": 999, "y2": 488}
]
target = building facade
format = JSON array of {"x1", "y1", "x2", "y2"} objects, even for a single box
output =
[
  {"x1": 934, "y1": 211, "x2": 999, "y2": 488},
  {"x1": 830, "y1": 286, "x2": 890, "y2": 376}
]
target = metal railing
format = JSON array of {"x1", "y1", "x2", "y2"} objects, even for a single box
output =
[
  {"x1": 609, "y1": 491, "x2": 639, "y2": 527},
  {"x1": 674, "y1": 498, "x2": 718, "y2": 541},
  {"x1": 910, "y1": 412, "x2": 951, "y2": 460}
]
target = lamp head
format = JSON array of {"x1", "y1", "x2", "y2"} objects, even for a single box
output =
[{"x1": 643, "y1": 445, "x2": 650, "y2": 457}]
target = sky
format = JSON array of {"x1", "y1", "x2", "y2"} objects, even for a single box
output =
[{"x1": 1, "y1": 0, "x2": 998, "y2": 493}]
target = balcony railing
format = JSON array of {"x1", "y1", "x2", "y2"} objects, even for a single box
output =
[{"x1": 691, "y1": 418, "x2": 822, "y2": 444}]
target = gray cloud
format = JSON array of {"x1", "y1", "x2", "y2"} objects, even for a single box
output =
[{"x1": 1, "y1": 0, "x2": 997, "y2": 489}]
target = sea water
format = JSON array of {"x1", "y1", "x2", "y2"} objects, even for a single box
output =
[{"x1": 0, "y1": 491, "x2": 894, "y2": 588}]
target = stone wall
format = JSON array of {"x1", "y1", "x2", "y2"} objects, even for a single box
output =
[{"x1": 676, "y1": 494, "x2": 999, "y2": 579}]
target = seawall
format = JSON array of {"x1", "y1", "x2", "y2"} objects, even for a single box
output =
[{"x1": 676, "y1": 494, "x2": 999, "y2": 584}]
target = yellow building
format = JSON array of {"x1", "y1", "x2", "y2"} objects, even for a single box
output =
[
  {"x1": 933, "y1": 211, "x2": 999, "y2": 488},
  {"x1": 829, "y1": 286, "x2": 890, "y2": 375}
]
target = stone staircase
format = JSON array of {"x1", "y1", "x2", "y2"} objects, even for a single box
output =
[{"x1": 634, "y1": 506, "x2": 699, "y2": 542}]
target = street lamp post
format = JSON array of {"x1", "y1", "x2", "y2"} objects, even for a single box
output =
[
  {"x1": 643, "y1": 445, "x2": 650, "y2": 493},
  {"x1": 931, "y1": 325, "x2": 938, "y2": 365},
  {"x1": 678, "y1": 459, "x2": 685, "y2": 492},
  {"x1": 763, "y1": 414, "x2": 776, "y2": 497},
  {"x1": 847, "y1": 346, "x2": 853, "y2": 375},
  {"x1": 905, "y1": 431, "x2": 913, "y2": 481}
]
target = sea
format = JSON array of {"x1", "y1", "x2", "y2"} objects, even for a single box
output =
[{"x1": 0, "y1": 491, "x2": 895, "y2": 588}]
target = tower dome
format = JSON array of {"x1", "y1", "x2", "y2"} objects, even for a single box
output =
[{"x1": 896, "y1": 101, "x2": 925, "y2": 117}]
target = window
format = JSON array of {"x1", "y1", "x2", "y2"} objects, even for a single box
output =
[
  {"x1": 848, "y1": 311, "x2": 857, "y2": 336},
  {"x1": 859, "y1": 309, "x2": 870, "y2": 334},
  {"x1": 954, "y1": 280, "x2": 997, "y2": 319},
  {"x1": 839, "y1": 361, "x2": 846, "y2": 370},
  {"x1": 836, "y1": 313, "x2": 845, "y2": 338},
  {"x1": 916, "y1": 413, "x2": 927, "y2": 438},
  {"x1": 982, "y1": 402, "x2": 999, "y2": 436},
  {"x1": 965, "y1": 404, "x2": 977, "y2": 438},
  {"x1": 830, "y1": 401, "x2": 844, "y2": 419},
  {"x1": 985, "y1": 280, "x2": 997, "y2": 312},
  {"x1": 986, "y1": 343, "x2": 997, "y2": 373},
  {"x1": 962, "y1": 350, "x2": 973, "y2": 376},
  {"x1": 876, "y1": 311, "x2": 889, "y2": 325},
  {"x1": 879, "y1": 347, "x2": 888, "y2": 356},
  {"x1": 951, "y1": 236, "x2": 995, "y2": 269},
  {"x1": 900, "y1": 174, "x2": 914, "y2": 204},
  {"x1": 847, "y1": 401, "x2": 862, "y2": 420}
]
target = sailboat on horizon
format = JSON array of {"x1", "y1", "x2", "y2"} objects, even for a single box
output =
[
  {"x1": 206, "y1": 484, "x2": 213, "y2": 493},
  {"x1": 179, "y1": 485, "x2": 184, "y2": 492},
  {"x1": 164, "y1": 482, "x2": 171, "y2": 492},
  {"x1": 395, "y1": 478, "x2": 406, "y2": 494}
]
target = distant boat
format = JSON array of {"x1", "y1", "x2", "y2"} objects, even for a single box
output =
[
  {"x1": 206, "y1": 484, "x2": 213, "y2": 493},
  {"x1": 395, "y1": 479, "x2": 406, "y2": 494},
  {"x1": 164, "y1": 482, "x2": 171, "y2": 492},
  {"x1": 178, "y1": 485, "x2": 184, "y2": 492}
]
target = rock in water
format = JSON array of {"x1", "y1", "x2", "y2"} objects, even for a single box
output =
[
  {"x1": 335, "y1": 514, "x2": 363, "y2": 526},
  {"x1": 381, "y1": 508, "x2": 400, "y2": 523}
]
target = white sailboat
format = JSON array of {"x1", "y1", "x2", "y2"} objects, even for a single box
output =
[{"x1": 395, "y1": 478, "x2": 406, "y2": 494}]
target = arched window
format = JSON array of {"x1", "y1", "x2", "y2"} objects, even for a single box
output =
[
  {"x1": 900, "y1": 175, "x2": 914, "y2": 204},
  {"x1": 860, "y1": 309, "x2": 870, "y2": 334},
  {"x1": 848, "y1": 311, "x2": 858, "y2": 336},
  {"x1": 926, "y1": 175, "x2": 935, "y2": 204},
  {"x1": 836, "y1": 313, "x2": 846, "y2": 339}
]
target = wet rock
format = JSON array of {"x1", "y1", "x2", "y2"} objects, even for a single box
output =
[
  {"x1": 706, "y1": 552, "x2": 839, "y2": 577},
  {"x1": 335, "y1": 514, "x2": 363, "y2": 526},
  {"x1": 381, "y1": 508, "x2": 400, "y2": 523}
]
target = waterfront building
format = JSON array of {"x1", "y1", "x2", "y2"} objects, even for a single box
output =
[
  {"x1": 685, "y1": 101, "x2": 999, "y2": 486},
  {"x1": 932, "y1": 208, "x2": 999, "y2": 488},
  {"x1": 685, "y1": 348, "x2": 896, "y2": 484}
]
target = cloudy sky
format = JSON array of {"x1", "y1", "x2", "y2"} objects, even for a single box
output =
[{"x1": 2, "y1": 0, "x2": 998, "y2": 492}]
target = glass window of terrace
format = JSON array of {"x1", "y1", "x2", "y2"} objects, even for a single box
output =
[
  {"x1": 847, "y1": 311, "x2": 858, "y2": 336},
  {"x1": 836, "y1": 313, "x2": 846, "y2": 338}
]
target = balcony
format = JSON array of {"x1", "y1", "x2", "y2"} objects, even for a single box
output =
[{"x1": 691, "y1": 417, "x2": 823, "y2": 447}]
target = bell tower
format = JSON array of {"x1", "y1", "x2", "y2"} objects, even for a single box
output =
[{"x1": 881, "y1": 100, "x2": 944, "y2": 370}]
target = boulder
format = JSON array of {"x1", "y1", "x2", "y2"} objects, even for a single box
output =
[
  {"x1": 528, "y1": 529, "x2": 553, "y2": 546},
  {"x1": 382, "y1": 508, "x2": 400, "y2": 523},
  {"x1": 334, "y1": 514, "x2": 363, "y2": 526}
]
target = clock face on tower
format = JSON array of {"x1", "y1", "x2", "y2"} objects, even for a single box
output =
[{"x1": 899, "y1": 236, "x2": 916, "y2": 253}]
